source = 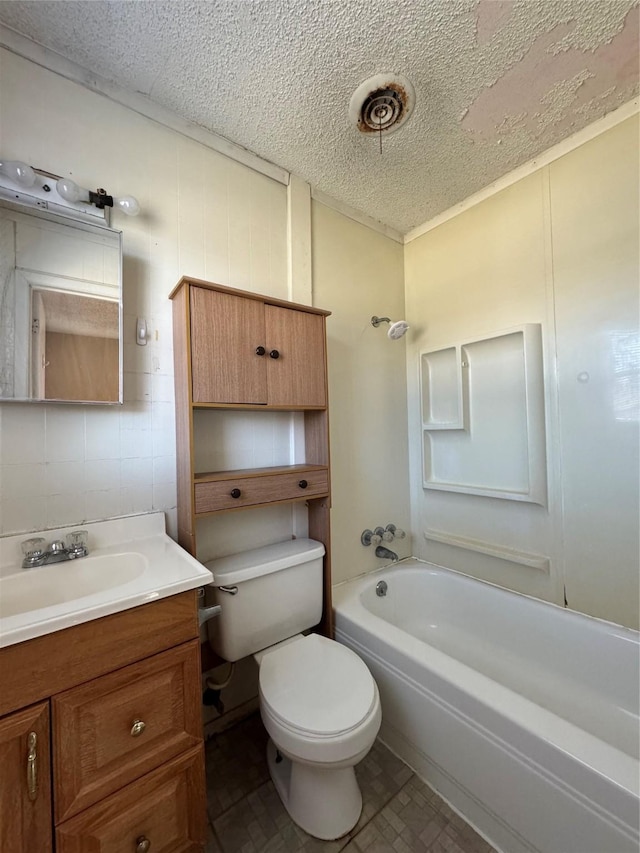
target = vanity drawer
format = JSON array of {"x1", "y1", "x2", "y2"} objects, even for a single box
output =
[
  {"x1": 56, "y1": 746, "x2": 206, "y2": 853},
  {"x1": 52, "y1": 641, "x2": 202, "y2": 822},
  {"x1": 195, "y1": 468, "x2": 329, "y2": 514}
]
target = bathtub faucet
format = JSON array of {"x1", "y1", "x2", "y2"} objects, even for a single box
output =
[{"x1": 375, "y1": 545, "x2": 398, "y2": 562}]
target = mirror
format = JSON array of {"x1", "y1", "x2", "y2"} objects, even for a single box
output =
[{"x1": 0, "y1": 199, "x2": 122, "y2": 404}]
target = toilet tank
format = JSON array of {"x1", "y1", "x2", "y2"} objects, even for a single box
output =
[{"x1": 206, "y1": 538, "x2": 325, "y2": 662}]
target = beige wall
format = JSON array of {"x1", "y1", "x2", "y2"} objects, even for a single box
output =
[
  {"x1": 405, "y1": 117, "x2": 639, "y2": 629},
  {"x1": 0, "y1": 49, "x2": 409, "y2": 591},
  {"x1": 0, "y1": 48, "x2": 285, "y2": 541},
  {"x1": 0, "y1": 47, "x2": 637, "y2": 629},
  {"x1": 312, "y1": 202, "x2": 410, "y2": 585}
]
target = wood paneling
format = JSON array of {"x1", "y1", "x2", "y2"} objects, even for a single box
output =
[
  {"x1": 190, "y1": 288, "x2": 267, "y2": 404},
  {"x1": 53, "y1": 641, "x2": 202, "y2": 822},
  {"x1": 0, "y1": 702, "x2": 52, "y2": 853},
  {"x1": 55, "y1": 746, "x2": 206, "y2": 853},
  {"x1": 44, "y1": 333, "x2": 119, "y2": 402},
  {"x1": 265, "y1": 306, "x2": 327, "y2": 407},
  {"x1": 195, "y1": 467, "x2": 329, "y2": 514},
  {"x1": 0, "y1": 592, "x2": 199, "y2": 718},
  {"x1": 173, "y1": 284, "x2": 196, "y2": 554},
  {"x1": 169, "y1": 277, "x2": 330, "y2": 317}
]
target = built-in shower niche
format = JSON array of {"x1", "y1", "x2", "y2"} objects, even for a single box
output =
[{"x1": 420, "y1": 324, "x2": 546, "y2": 505}]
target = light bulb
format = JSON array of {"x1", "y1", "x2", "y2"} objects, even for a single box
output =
[
  {"x1": 114, "y1": 195, "x2": 140, "y2": 216},
  {"x1": 0, "y1": 159, "x2": 37, "y2": 188},
  {"x1": 56, "y1": 177, "x2": 90, "y2": 204}
]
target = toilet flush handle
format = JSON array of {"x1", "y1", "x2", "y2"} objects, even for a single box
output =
[{"x1": 218, "y1": 585, "x2": 238, "y2": 595}]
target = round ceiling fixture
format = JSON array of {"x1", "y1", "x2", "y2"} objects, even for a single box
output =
[{"x1": 349, "y1": 73, "x2": 415, "y2": 136}]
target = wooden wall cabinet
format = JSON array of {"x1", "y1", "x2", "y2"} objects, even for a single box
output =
[
  {"x1": 170, "y1": 278, "x2": 333, "y2": 635},
  {"x1": 0, "y1": 593, "x2": 207, "y2": 852}
]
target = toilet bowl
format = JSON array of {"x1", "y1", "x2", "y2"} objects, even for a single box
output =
[
  {"x1": 257, "y1": 633, "x2": 381, "y2": 840},
  {"x1": 206, "y1": 538, "x2": 381, "y2": 839}
]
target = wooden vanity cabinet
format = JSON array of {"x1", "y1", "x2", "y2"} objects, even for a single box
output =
[
  {"x1": 0, "y1": 702, "x2": 52, "y2": 853},
  {"x1": 171, "y1": 278, "x2": 333, "y2": 636},
  {"x1": 0, "y1": 592, "x2": 207, "y2": 852}
]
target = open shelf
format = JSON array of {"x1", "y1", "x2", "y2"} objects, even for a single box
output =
[{"x1": 420, "y1": 324, "x2": 547, "y2": 505}]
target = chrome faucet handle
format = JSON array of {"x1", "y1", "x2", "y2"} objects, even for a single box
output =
[
  {"x1": 66, "y1": 530, "x2": 88, "y2": 557},
  {"x1": 21, "y1": 537, "x2": 47, "y2": 568},
  {"x1": 385, "y1": 524, "x2": 406, "y2": 540},
  {"x1": 361, "y1": 529, "x2": 382, "y2": 547}
]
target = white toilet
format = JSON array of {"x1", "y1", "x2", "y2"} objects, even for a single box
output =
[{"x1": 206, "y1": 539, "x2": 381, "y2": 840}]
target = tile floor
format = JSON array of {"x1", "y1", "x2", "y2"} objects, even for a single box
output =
[{"x1": 205, "y1": 713, "x2": 496, "y2": 853}]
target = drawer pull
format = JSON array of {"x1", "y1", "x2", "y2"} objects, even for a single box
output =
[
  {"x1": 130, "y1": 719, "x2": 146, "y2": 738},
  {"x1": 135, "y1": 836, "x2": 151, "y2": 853},
  {"x1": 298, "y1": 479, "x2": 308, "y2": 489},
  {"x1": 230, "y1": 488, "x2": 242, "y2": 499},
  {"x1": 255, "y1": 346, "x2": 266, "y2": 356},
  {"x1": 269, "y1": 349, "x2": 280, "y2": 359},
  {"x1": 26, "y1": 731, "x2": 37, "y2": 801}
]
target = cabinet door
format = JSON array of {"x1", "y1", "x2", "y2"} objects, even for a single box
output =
[
  {"x1": 56, "y1": 746, "x2": 206, "y2": 853},
  {"x1": 0, "y1": 702, "x2": 52, "y2": 853},
  {"x1": 265, "y1": 305, "x2": 327, "y2": 407},
  {"x1": 190, "y1": 287, "x2": 267, "y2": 404},
  {"x1": 53, "y1": 641, "x2": 202, "y2": 822}
]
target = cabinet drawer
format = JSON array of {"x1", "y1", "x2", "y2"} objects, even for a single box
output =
[
  {"x1": 195, "y1": 468, "x2": 329, "y2": 514},
  {"x1": 56, "y1": 746, "x2": 206, "y2": 853},
  {"x1": 53, "y1": 641, "x2": 202, "y2": 822}
]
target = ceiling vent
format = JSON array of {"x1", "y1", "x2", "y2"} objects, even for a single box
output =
[{"x1": 349, "y1": 73, "x2": 415, "y2": 136}]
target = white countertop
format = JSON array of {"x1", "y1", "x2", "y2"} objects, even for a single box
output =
[{"x1": 0, "y1": 512, "x2": 213, "y2": 648}]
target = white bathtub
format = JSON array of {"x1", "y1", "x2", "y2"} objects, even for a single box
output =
[{"x1": 333, "y1": 560, "x2": 640, "y2": 853}]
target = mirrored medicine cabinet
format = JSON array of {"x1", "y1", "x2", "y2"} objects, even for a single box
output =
[{"x1": 0, "y1": 198, "x2": 123, "y2": 404}]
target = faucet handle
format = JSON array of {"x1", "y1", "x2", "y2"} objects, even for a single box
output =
[
  {"x1": 385, "y1": 524, "x2": 406, "y2": 540},
  {"x1": 21, "y1": 537, "x2": 46, "y2": 568},
  {"x1": 66, "y1": 530, "x2": 88, "y2": 557},
  {"x1": 361, "y1": 529, "x2": 382, "y2": 547}
]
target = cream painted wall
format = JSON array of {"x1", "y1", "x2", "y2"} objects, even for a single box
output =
[
  {"x1": 312, "y1": 201, "x2": 410, "y2": 585},
  {"x1": 0, "y1": 49, "x2": 289, "y2": 542},
  {"x1": 0, "y1": 47, "x2": 636, "y2": 630},
  {"x1": 405, "y1": 117, "x2": 639, "y2": 629},
  {"x1": 0, "y1": 50, "x2": 410, "y2": 595}
]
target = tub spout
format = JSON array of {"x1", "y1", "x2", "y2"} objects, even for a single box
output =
[{"x1": 375, "y1": 545, "x2": 398, "y2": 562}]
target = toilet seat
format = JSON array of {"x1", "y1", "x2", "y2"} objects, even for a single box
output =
[{"x1": 259, "y1": 633, "x2": 378, "y2": 738}]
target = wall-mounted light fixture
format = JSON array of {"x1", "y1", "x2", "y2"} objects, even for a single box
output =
[
  {"x1": 0, "y1": 157, "x2": 140, "y2": 223},
  {"x1": 56, "y1": 177, "x2": 140, "y2": 216}
]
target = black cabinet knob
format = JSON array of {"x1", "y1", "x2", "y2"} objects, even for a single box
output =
[
  {"x1": 269, "y1": 349, "x2": 280, "y2": 359},
  {"x1": 298, "y1": 480, "x2": 308, "y2": 489},
  {"x1": 255, "y1": 346, "x2": 266, "y2": 356},
  {"x1": 230, "y1": 488, "x2": 242, "y2": 499}
]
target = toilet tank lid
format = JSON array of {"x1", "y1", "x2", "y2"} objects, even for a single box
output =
[{"x1": 205, "y1": 538, "x2": 325, "y2": 586}]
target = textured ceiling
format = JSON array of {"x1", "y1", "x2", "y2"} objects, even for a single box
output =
[{"x1": 0, "y1": 0, "x2": 637, "y2": 233}]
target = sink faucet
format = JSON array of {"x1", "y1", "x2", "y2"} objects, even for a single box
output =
[
  {"x1": 375, "y1": 545, "x2": 398, "y2": 562},
  {"x1": 21, "y1": 531, "x2": 89, "y2": 569}
]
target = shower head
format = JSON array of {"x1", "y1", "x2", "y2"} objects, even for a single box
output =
[{"x1": 371, "y1": 316, "x2": 410, "y2": 340}]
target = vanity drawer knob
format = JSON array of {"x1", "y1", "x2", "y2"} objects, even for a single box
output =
[
  {"x1": 130, "y1": 719, "x2": 146, "y2": 738},
  {"x1": 255, "y1": 346, "x2": 266, "y2": 356},
  {"x1": 135, "y1": 836, "x2": 151, "y2": 853},
  {"x1": 298, "y1": 480, "x2": 308, "y2": 489},
  {"x1": 269, "y1": 349, "x2": 280, "y2": 359},
  {"x1": 230, "y1": 488, "x2": 242, "y2": 499}
]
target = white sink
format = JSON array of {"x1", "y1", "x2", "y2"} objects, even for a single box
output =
[
  {"x1": 0, "y1": 513, "x2": 213, "y2": 647},
  {"x1": 0, "y1": 552, "x2": 148, "y2": 619}
]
